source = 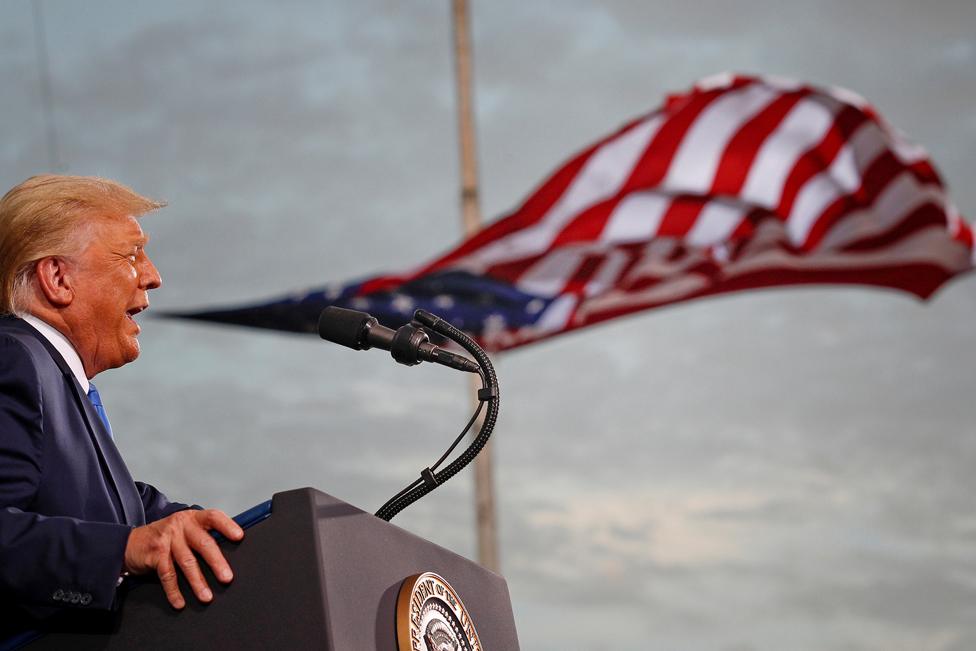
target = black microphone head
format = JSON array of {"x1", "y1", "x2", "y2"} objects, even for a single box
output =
[{"x1": 318, "y1": 306, "x2": 375, "y2": 350}]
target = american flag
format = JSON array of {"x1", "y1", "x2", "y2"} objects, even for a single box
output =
[{"x1": 177, "y1": 73, "x2": 975, "y2": 351}]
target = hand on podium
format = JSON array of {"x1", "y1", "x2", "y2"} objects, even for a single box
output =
[{"x1": 123, "y1": 509, "x2": 244, "y2": 609}]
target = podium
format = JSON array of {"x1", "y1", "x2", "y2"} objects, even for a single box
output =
[{"x1": 24, "y1": 488, "x2": 520, "y2": 649}]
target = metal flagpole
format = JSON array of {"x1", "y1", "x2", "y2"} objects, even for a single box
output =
[
  {"x1": 451, "y1": 0, "x2": 499, "y2": 572},
  {"x1": 31, "y1": 0, "x2": 62, "y2": 172}
]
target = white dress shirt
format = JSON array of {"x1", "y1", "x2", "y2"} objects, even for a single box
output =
[{"x1": 21, "y1": 314, "x2": 90, "y2": 393}]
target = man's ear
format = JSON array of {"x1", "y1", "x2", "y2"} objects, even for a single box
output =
[{"x1": 34, "y1": 257, "x2": 74, "y2": 308}]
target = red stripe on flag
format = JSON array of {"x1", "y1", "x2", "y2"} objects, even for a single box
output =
[
  {"x1": 485, "y1": 253, "x2": 547, "y2": 285},
  {"x1": 551, "y1": 197, "x2": 618, "y2": 246},
  {"x1": 907, "y1": 159, "x2": 942, "y2": 186},
  {"x1": 711, "y1": 90, "x2": 810, "y2": 196},
  {"x1": 420, "y1": 145, "x2": 598, "y2": 272},
  {"x1": 656, "y1": 195, "x2": 707, "y2": 238},
  {"x1": 803, "y1": 149, "x2": 946, "y2": 251},
  {"x1": 421, "y1": 114, "x2": 657, "y2": 273},
  {"x1": 572, "y1": 264, "x2": 957, "y2": 336},
  {"x1": 776, "y1": 105, "x2": 869, "y2": 220},
  {"x1": 559, "y1": 254, "x2": 605, "y2": 296},
  {"x1": 625, "y1": 87, "x2": 732, "y2": 190},
  {"x1": 359, "y1": 274, "x2": 408, "y2": 295},
  {"x1": 955, "y1": 220, "x2": 975, "y2": 250},
  {"x1": 841, "y1": 203, "x2": 950, "y2": 252},
  {"x1": 727, "y1": 208, "x2": 769, "y2": 247},
  {"x1": 803, "y1": 149, "x2": 903, "y2": 251}
]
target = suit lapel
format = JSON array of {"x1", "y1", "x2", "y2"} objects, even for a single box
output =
[
  {"x1": 4, "y1": 317, "x2": 145, "y2": 526},
  {"x1": 66, "y1": 373, "x2": 145, "y2": 526}
]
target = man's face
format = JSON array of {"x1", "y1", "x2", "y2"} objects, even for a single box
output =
[{"x1": 67, "y1": 214, "x2": 161, "y2": 377}]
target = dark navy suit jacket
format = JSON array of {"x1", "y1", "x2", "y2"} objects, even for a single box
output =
[{"x1": 0, "y1": 316, "x2": 188, "y2": 630}]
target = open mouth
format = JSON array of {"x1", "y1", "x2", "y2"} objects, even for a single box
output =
[{"x1": 126, "y1": 305, "x2": 147, "y2": 323}]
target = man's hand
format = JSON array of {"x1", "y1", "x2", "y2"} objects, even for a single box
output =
[{"x1": 124, "y1": 509, "x2": 244, "y2": 609}]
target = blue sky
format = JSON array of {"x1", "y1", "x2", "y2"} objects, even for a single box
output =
[{"x1": 2, "y1": 2, "x2": 975, "y2": 649}]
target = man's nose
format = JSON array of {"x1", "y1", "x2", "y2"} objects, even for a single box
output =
[{"x1": 141, "y1": 256, "x2": 162, "y2": 290}]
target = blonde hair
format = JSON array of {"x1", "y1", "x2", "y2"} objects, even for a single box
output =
[{"x1": 0, "y1": 174, "x2": 165, "y2": 315}]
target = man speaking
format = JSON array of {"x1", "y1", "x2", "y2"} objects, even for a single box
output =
[{"x1": 0, "y1": 175, "x2": 243, "y2": 632}]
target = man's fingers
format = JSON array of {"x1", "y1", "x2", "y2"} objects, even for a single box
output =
[
  {"x1": 189, "y1": 527, "x2": 234, "y2": 584},
  {"x1": 156, "y1": 556, "x2": 185, "y2": 610},
  {"x1": 199, "y1": 509, "x2": 244, "y2": 541},
  {"x1": 127, "y1": 509, "x2": 242, "y2": 608},
  {"x1": 172, "y1": 537, "x2": 213, "y2": 603}
]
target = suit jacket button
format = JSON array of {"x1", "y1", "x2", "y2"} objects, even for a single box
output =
[
  {"x1": 80, "y1": 593, "x2": 92, "y2": 606},
  {"x1": 69, "y1": 592, "x2": 81, "y2": 604},
  {"x1": 52, "y1": 589, "x2": 64, "y2": 602}
]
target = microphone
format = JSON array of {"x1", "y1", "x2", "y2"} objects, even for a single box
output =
[{"x1": 318, "y1": 306, "x2": 481, "y2": 374}]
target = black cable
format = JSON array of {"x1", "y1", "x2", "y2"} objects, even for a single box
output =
[
  {"x1": 431, "y1": 377, "x2": 486, "y2": 472},
  {"x1": 374, "y1": 389, "x2": 483, "y2": 516},
  {"x1": 380, "y1": 477, "x2": 424, "y2": 508},
  {"x1": 375, "y1": 310, "x2": 499, "y2": 521}
]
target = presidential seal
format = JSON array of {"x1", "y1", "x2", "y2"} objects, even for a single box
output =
[{"x1": 396, "y1": 572, "x2": 482, "y2": 651}]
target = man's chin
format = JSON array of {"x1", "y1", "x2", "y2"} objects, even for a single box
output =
[
  {"x1": 112, "y1": 338, "x2": 141, "y2": 369},
  {"x1": 126, "y1": 338, "x2": 141, "y2": 363},
  {"x1": 93, "y1": 345, "x2": 140, "y2": 376}
]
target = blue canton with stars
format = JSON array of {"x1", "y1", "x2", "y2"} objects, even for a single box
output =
[{"x1": 173, "y1": 270, "x2": 556, "y2": 343}]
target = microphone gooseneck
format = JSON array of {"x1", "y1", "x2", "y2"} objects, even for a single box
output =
[
  {"x1": 373, "y1": 309, "x2": 500, "y2": 522},
  {"x1": 317, "y1": 306, "x2": 500, "y2": 521}
]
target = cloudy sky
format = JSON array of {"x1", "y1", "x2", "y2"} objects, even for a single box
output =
[{"x1": 2, "y1": 1, "x2": 975, "y2": 649}]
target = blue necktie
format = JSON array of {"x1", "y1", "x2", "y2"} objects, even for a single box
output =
[{"x1": 87, "y1": 383, "x2": 114, "y2": 439}]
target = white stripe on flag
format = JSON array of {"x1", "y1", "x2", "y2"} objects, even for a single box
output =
[
  {"x1": 758, "y1": 74, "x2": 805, "y2": 92},
  {"x1": 473, "y1": 116, "x2": 664, "y2": 267},
  {"x1": 600, "y1": 191, "x2": 671, "y2": 244},
  {"x1": 728, "y1": 226, "x2": 970, "y2": 275},
  {"x1": 532, "y1": 294, "x2": 578, "y2": 334},
  {"x1": 694, "y1": 72, "x2": 736, "y2": 92},
  {"x1": 946, "y1": 202, "x2": 963, "y2": 238},
  {"x1": 584, "y1": 249, "x2": 630, "y2": 297},
  {"x1": 580, "y1": 226, "x2": 968, "y2": 324},
  {"x1": 824, "y1": 84, "x2": 928, "y2": 164},
  {"x1": 687, "y1": 200, "x2": 745, "y2": 247},
  {"x1": 787, "y1": 121, "x2": 888, "y2": 245},
  {"x1": 664, "y1": 83, "x2": 781, "y2": 194},
  {"x1": 740, "y1": 97, "x2": 838, "y2": 210},
  {"x1": 515, "y1": 247, "x2": 588, "y2": 297},
  {"x1": 825, "y1": 84, "x2": 870, "y2": 112},
  {"x1": 819, "y1": 171, "x2": 947, "y2": 250}
]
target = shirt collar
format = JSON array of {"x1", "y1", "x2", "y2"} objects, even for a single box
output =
[{"x1": 21, "y1": 314, "x2": 90, "y2": 393}]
